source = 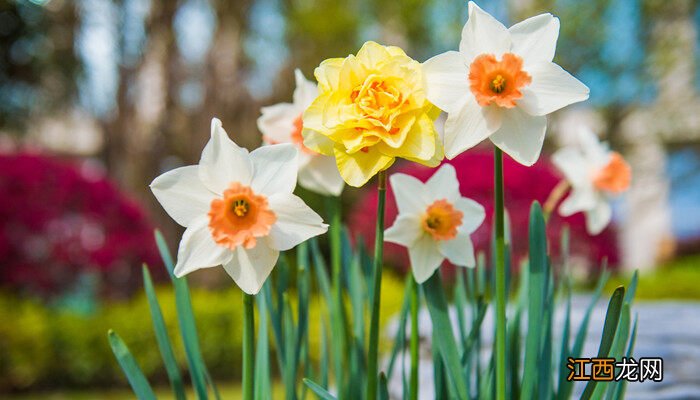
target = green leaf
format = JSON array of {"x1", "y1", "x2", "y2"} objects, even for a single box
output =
[
  {"x1": 303, "y1": 378, "x2": 338, "y2": 400},
  {"x1": 422, "y1": 273, "x2": 469, "y2": 399},
  {"x1": 580, "y1": 286, "x2": 625, "y2": 400},
  {"x1": 603, "y1": 303, "x2": 631, "y2": 400},
  {"x1": 520, "y1": 203, "x2": 547, "y2": 400},
  {"x1": 142, "y1": 265, "x2": 186, "y2": 400},
  {"x1": 155, "y1": 230, "x2": 209, "y2": 400},
  {"x1": 378, "y1": 373, "x2": 390, "y2": 400},
  {"x1": 108, "y1": 330, "x2": 156, "y2": 400},
  {"x1": 254, "y1": 295, "x2": 272, "y2": 400},
  {"x1": 386, "y1": 274, "x2": 413, "y2": 379}
]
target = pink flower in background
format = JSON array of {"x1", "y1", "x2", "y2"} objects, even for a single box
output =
[
  {"x1": 0, "y1": 152, "x2": 161, "y2": 298},
  {"x1": 349, "y1": 148, "x2": 620, "y2": 276}
]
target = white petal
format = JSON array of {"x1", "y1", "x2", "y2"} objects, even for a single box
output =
[
  {"x1": 298, "y1": 155, "x2": 345, "y2": 196},
  {"x1": 257, "y1": 103, "x2": 299, "y2": 144},
  {"x1": 250, "y1": 143, "x2": 298, "y2": 196},
  {"x1": 389, "y1": 173, "x2": 430, "y2": 214},
  {"x1": 439, "y1": 232, "x2": 476, "y2": 267},
  {"x1": 408, "y1": 235, "x2": 445, "y2": 284},
  {"x1": 585, "y1": 199, "x2": 612, "y2": 235},
  {"x1": 509, "y1": 13, "x2": 559, "y2": 64},
  {"x1": 577, "y1": 127, "x2": 610, "y2": 168},
  {"x1": 150, "y1": 165, "x2": 214, "y2": 227},
  {"x1": 423, "y1": 51, "x2": 470, "y2": 113},
  {"x1": 443, "y1": 96, "x2": 502, "y2": 159},
  {"x1": 267, "y1": 193, "x2": 328, "y2": 251},
  {"x1": 385, "y1": 214, "x2": 423, "y2": 247},
  {"x1": 518, "y1": 62, "x2": 589, "y2": 116},
  {"x1": 222, "y1": 243, "x2": 279, "y2": 295},
  {"x1": 293, "y1": 69, "x2": 319, "y2": 108},
  {"x1": 559, "y1": 186, "x2": 597, "y2": 216},
  {"x1": 454, "y1": 197, "x2": 486, "y2": 233},
  {"x1": 552, "y1": 147, "x2": 590, "y2": 188},
  {"x1": 425, "y1": 163, "x2": 460, "y2": 203},
  {"x1": 174, "y1": 216, "x2": 232, "y2": 277},
  {"x1": 460, "y1": 2, "x2": 511, "y2": 57},
  {"x1": 199, "y1": 118, "x2": 253, "y2": 194},
  {"x1": 489, "y1": 107, "x2": 546, "y2": 166}
]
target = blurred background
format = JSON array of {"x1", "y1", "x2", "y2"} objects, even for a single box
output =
[{"x1": 0, "y1": 0, "x2": 699, "y2": 397}]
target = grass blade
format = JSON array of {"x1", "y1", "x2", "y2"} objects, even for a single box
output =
[
  {"x1": 108, "y1": 330, "x2": 156, "y2": 400},
  {"x1": 303, "y1": 378, "x2": 338, "y2": 400},
  {"x1": 580, "y1": 286, "x2": 625, "y2": 400},
  {"x1": 142, "y1": 265, "x2": 186, "y2": 400},
  {"x1": 422, "y1": 273, "x2": 469, "y2": 399},
  {"x1": 254, "y1": 294, "x2": 272, "y2": 400},
  {"x1": 520, "y1": 203, "x2": 547, "y2": 400}
]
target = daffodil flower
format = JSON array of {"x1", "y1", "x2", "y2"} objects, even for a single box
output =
[
  {"x1": 150, "y1": 118, "x2": 328, "y2": 294},
  {"x1": 302, "y1": 41, "x2": 444, "y2": 187},
  {"x1": 552, "y1": 127, "x2": 631, "y2": 235},
  {"x1": 258, "y1": 69, "x2": 345, "y2": 196},
  {"x1": 423, "y1": 1, "x2": 589, "y2": 165},
  {"x1": 384, "y1": 163, "x2": 486, "y2": 283}
]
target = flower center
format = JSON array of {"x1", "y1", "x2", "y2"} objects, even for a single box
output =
[
  {"x1": 592, "y1": 152, "x2": 631, "y2": 194},
  {"x1": 469, "y1": 53, "x2": 531, "y2": 108},
  {"x1": 350, "y1": 75, "x2": 405, "y2": 125},
  {"x1": 208, "y1": 182, "x2": 276, "y2": 250},
  {"x1": 291, "y1": 114, "x2": 316, "y2": 154},
  {"x1": 421, "y1": 199, "x2": 463, "y2": 241}
]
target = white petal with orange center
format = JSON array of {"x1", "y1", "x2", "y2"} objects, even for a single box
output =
[
  {"x1": 258, "y1": 103, "x2": 299, "y2": 144},
  {"x1": 150, "y1": 165, "x2": 214, "y2": 227},
  {"x1": 222, "y1": 242, "x2": 280, "y2": 295},
  {"x1": 174, "y1": 215, "x2": 233, "y2": 277},
  {"x1": 424, "y1": 163, "x2": 461, "y2": 203}
]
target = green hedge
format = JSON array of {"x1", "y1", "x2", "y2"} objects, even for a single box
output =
[{"x1": 0, "y1": 274, "x2": 405, "y2": 392}]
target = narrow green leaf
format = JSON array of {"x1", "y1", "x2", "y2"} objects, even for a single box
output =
[
  {"x1": 309, "y1": 238, "x2": 332, "y2": 304},
  {"x1": 612, "y1": 316, "x2": 638, "y2": 400},
  {"x1": 422, "y1": 273, "x2": 469, "y2": 400},
  {"x1": 108, "y1": 330, "x2": 156, "y2": 400},
  {"x1": 155, "y1": 231, "x2": 210, "y2": 400},
  {"x1": 303, "y1": 378, "x2": 338, "y2": 400},
  {"x1": 580, "y1": 286, "x2": 625, "y2": 400},
  {"x1": 283, "y1": 294, "x2": 298, "y2": 400},
  {"x1": 623, "y1": 270, "x2": 638, "y2": 305},
  {"x1": 142, "y1": 266, "x2": 186, "y2": 400},
  {"x1": 254, "y1": 295, "x2": 272, "y2": 400},
  {"x1": 603, "y1": 304, "x2": 631, "y2": 400},
  {"x1": 386, "y1": 274, "x2": 413, "y2": 378},
  {"x1": 520, "y1": 203, "x2": 547, "y2": 400},
  {"x1": 378, "y1": 373, "x2": 390, "y2": 400}
]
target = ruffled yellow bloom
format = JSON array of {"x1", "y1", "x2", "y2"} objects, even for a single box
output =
[{"x1": 302, "y1": 41, "x2": 444, "y2": 187}]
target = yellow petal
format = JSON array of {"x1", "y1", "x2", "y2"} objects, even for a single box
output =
[
  {"x1": 356, "y1": 41, "x2": 392, "y2": 69},
  {"x1": 315, "y1": 58, "x2": 344, "y2": 93},
  {"x1": 334, "y1": 144, "x2": 394, "y2": 187},
  {"x1": 376, "y1": 113, "x2": 438, "y2": 161},
  {"x1": 302, "y1": 129, "x2": 335, "y2": 156}
]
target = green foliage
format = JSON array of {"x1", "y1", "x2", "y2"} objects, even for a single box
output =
[{"x1": 607, "y1": 255, "x2": 700, "y2": 300}]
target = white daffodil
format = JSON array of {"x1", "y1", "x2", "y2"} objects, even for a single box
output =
[
  {"x1": 384, "y1": 163, "x2": 486, "y2": 283},
  {"x1": 150, "y1": 118, "x2": 328, "y2": 294},
  {"x1": 257, "y1": 69, "x2": 345, "y2": 196},
  {"x1": 423, "y1": 1, "x2": 589, "y2": 165},
  {"x1": 552, "y1": 127, "x2": 631, "y2": 235}
]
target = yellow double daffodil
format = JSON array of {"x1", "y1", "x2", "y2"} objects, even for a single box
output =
[{"x1": 302, "y1": 41, "x2": 443, "y2": 187}]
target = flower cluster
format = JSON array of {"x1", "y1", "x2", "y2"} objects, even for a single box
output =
[{"x1": 151, "y1": 1, "x2": 629, "y2": 293}]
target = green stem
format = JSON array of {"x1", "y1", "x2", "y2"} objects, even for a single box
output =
[
  {"x1": 366, "y1": 170, "x2": 387, "y2": 400},
  {"x1": 409, "y1": 278, "x2": 419, "y2": 400},
  {"x1": 243, "y1": 294, "x2": 255, "y2": 400},
  {"x1": 494, "y1": 147, "x2": 507, "y2": 400}
]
